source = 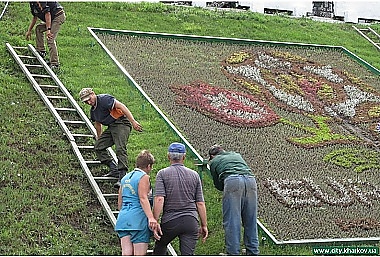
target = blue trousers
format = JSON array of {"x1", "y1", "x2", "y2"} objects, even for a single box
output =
[{"x1": 223, "y1": 174, "x2": 259, "y2": 255}]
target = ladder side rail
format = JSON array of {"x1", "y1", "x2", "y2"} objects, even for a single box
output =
[
  {"x1": 0, "y1": 1, "x2": 9, "y2": 20},
  {"x1": 166, "y1": 244, "x2": 177, "y2": 256},
  {"x1": 6, "y1": 43, "x2": 75, "y2": 142},
  {"x1": 352, "y1": 26, "x2": 380, "y2": 51},
  {"x1": 26, "y1": 44, "x2": 118, "y2": 162},
  {"x1": 27, "y1": 44, "x2": 96, "y2": 135},
  {"x1": 368, "y1": 27, "x2": 380, "y2": 40},
  {"x1": 71, "y1": 141, "x2": 117, "y2": 226}
]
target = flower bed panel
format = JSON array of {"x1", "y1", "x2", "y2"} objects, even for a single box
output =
[{"x1": 93, "y1": 30, "x2": 380, "y2": 243}]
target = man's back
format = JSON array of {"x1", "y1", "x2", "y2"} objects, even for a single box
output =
[
  {"x1": 153, "y1": 142, "x2": 208, "y2": 255},
  {"x1": 30, "y1": 2, "x2": 63, "y2": 21},
  {"x1": 155, "y1": 163, "x2": 204, "y2": 224},
  {"x1": 209, "y1": 151, "x2": 253, "y2": 190}
]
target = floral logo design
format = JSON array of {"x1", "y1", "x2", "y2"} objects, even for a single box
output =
[
  {"x1": 170, "y1": 81, "x2": 279, "y2": 128},
  {"x1": 170, "y1": 50, "x2": 380, "y2": 149}
]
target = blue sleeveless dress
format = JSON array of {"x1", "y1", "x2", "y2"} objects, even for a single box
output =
[{"x1": 115, "y1": 169, "x2": 148, "y2": 232}]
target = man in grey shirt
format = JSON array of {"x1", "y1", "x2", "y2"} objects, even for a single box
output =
[{"x1": 153, "y1": 142, "x2": 208, "y2": 255}]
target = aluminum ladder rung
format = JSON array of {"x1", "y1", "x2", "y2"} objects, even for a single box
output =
[
  {"x1": 25, "y1": 64, "x2": 44, "y2": 68},
  {"x1": 85, "y1": 160, "x2": 101, "y2": 165},
  {"x1": 93, "y1": 176, "x2": 118, "y2": 180},
  {"x1": 32, "y1": 74, "x2": 51, "y2": 78},
  {"x1": 112, "y1": 211, "x2": 119, "y2": 215},
  {"x1": 77, "y1": 145, "x2": 95, "y2": 149},
  {"x1": 64, "y1": 120, "x2": 86, "y2": 125},
  {"x1": 18, "y1": 55, "x2": 36, "y2": 59},
  {"x1": 103, "y1": 193, "x2": 118, "y2": 197},
  {"x1": 13, "y1": 46, "x2": 28, "y2": 50},
  {"x1": 73, "y1": 134, "x2": 94, "y2": 138},
  {"x1": 55, "y1": 107, "x2": 76, "y2": 112},
  {"x1": 40, "y1": 84, "x2": 58, "y2": 88},
  {"x1": 47, "y1": 95, "x2": 67, "y2": 100}
]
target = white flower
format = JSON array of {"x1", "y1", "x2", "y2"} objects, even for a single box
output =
[
  {"x1": 303, "y1": 65, "x2": 343, "y2": 83},
  {"x1": 331, "y1": 85, "x2": 380, "y2": 117}
]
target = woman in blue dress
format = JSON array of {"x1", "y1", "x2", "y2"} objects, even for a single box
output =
[{"x1": 115, "y1": 150, "x2": 157, "y2": 255}]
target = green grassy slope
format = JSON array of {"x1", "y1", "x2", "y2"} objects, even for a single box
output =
[{"x1": 1, "y1": 2, "x2": 379, "y2": 255}]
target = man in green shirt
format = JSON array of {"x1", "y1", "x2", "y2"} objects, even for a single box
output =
[{"x1": 208, "y1": 144, "x2": 259, "y2": 255}]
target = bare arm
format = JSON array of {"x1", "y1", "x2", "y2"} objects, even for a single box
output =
[
  {"x1": 138, "y1": 175, "x2": 157, "y2": 230},
  {"x1": 94, "y1": 121, "x2": 102, "y2": 139},
  {"x1": 153, "y1": 196, "x2": 164, "y2": 220},
  {"x1": 26, "y1": 16, "x2": 38, "y2": 40},
  {"x1": 196, "y1": 201, "x2": 208, "y2": 243},
  {"x1": 117, "y1": 186, "x2": 122, "y2": 210},
  {"x1": 153, "y1": 195, "x2": 165, "y2": 240},
  {"x1": 44, "y1": 12, "x2": 51, "y2": 29},
  {"x1": 114, "y1": 100, "x2": 142, "y2": 132},
  {"x1": 44, "y1": 12, "x2": 53, "y2": 40}
]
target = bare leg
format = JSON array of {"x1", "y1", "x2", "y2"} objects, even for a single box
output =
[
  {"x1": 120, "y1": 236, "x2": 133, "y2": 256},
  {"x1": 133, "y1": 242, "x2": 149, "y2": 256}
]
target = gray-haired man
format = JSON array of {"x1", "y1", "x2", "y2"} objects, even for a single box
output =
[{"x1": 153, "y1": 142, "x2": 208, "y2": 255}]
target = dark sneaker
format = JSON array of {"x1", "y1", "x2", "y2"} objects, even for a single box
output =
[
  {"x1": 37, "y1": 51, "x2": 46, "y2": 58},
  {"x1": 102, "y1": 160, "x2": 118, "y2": 178},
  {"x1": 102, "y1": 170, "x2": 119, "y2": 178},
  {"x1": 50, "y1": 64, "x2": 60, "y2": 70}
]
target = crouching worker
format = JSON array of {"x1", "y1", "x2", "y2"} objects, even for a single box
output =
[
  {"x1": 208, "y1": 144, "x2": 259, "y2": 255},
  {"x1": 79, "y1": 88, "x2": 143, "y2": 189},
  {"x1": 115, "y1": 150, "x2": 157, "y2": 256}
]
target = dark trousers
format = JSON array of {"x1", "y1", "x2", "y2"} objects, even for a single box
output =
[
  {"x1": 35, "y1": 12, "x2": 66, "y2": 65},
  {"x1": 94, "y1": 118, "x2": 131, "y2": 170},
  {"x1": 153, "y1": 215, "x2": 199, "y2": 256}
]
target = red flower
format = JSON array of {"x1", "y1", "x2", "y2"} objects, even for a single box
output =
[{"x1": 170, "y1": 81, "x2": 280, "y2": 128}]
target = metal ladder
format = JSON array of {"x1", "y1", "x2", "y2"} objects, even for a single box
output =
[
  {"x1": 353, "y1": 25, "x2": 380, "y2": 51},
  {"x1": 0, "y1": 1, "x2": 9, "y2": 20},
  {"x1": 6, "y1": 43, "x2": 177, "y2": 256}
]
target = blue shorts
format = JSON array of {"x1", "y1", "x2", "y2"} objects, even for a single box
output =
[{"x1": 117, "y1": 227, "x2": 152, "y2": 243}]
